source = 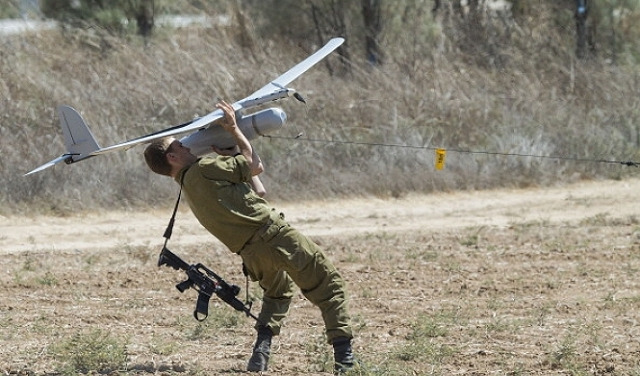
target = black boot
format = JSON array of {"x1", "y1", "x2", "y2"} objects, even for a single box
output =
[
  {"x1": 332, "y1": 337, "x2": 356, "y2": 374},
  {"x1": 247, "y1": 326, "x2": 273, "y2": 372}
]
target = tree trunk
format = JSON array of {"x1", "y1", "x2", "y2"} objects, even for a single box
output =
[
  {"x1": 575, "y1": 0, "x2": 588, "y2": 59},
  {"x1": 361, "y1": 0, "x2": 383, "y2": 65},
  {"x1": 135, "y1": 0, "x2": 155, "y2": 38},
  {"x1": 309, "y1": 0, "x2": 350, "y2": 75}
]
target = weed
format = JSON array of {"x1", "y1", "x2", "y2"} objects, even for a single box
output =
[
  {"x1": 460, "y1": 226, "x2": 486, "y2": 247},
  {"x1": 82, "y1": 253, "x2": 100, "y2": 268},
  {"x1": 51, "y1": 329, "x2": 129, "y2": 375},
  {"x1": 409, "y1": 314, "x2": 448, "y2": 339},
  {"x1": 579, "y1": 213, "x2": 611, "y2": 226},
  {"x1": 123, "y1": 243, "x2": 153, "y2": 264},
  {"x1": 37, "y1": 271, "x2": 58, "y2": 286},
  {"x1": 548, "y1": 333, "x2": 586, "y2": 373},
  {"x1": 395, "y1": 340, "x2": 454, "y2": 364},
  {"x1": 394, "y1": 313, "x2": 455, "y2": 368},
  {"x1": 359, "y1": 286, "x2": 378, "y2": 299},
  {"x1": 149, "y1": 339, "x2": 178, "y2": 356},
  {"x1": 184, "y1": 306, "x2": 240, "y2": 340},
  {"x1": 12, "y1": 270, "x2": 25, "y2": 286},
  {"x1": 305, "y1": 332, "x2": 333, "y2": 373},
  {"x1": 21, "y1": 255, "x2": 39, "y2": 271},
  {"x1": 343, "y1": 250, "x2": 362, "y2": 263},
  {"x1": 405, "y1": 247, "x2": 438, "y2": 262},
  {"x1": 535, "y1": 305, "x2": 551, "y2": 327}
]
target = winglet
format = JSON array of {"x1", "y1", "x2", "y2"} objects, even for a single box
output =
[{"x1": 239, "y1": 37, "x2": 345, "y2": 106}]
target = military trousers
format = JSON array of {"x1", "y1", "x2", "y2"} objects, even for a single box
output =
[{"x1": 239, "y1": 214, "x2": 353, "y2": 343}]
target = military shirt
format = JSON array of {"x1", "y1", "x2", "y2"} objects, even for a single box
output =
[{"x1": 175, "y1": 155, "x2": 272, "y2": 253}]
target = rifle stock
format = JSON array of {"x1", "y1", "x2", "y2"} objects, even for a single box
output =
[{"x1": 158, "y1": 247, "x2": 190, "y2": 270}]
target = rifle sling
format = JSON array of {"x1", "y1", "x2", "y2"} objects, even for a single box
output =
[{"x1": 163, "y1": 172, "x2": 186, "y2": 247}]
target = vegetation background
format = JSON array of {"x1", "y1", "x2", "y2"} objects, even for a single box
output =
[{"x1": 1, "y1": 0, "x2": 639, "y2": 215}]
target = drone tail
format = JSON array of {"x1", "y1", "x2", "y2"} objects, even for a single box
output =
[
  {"x1": 58, "y1": 105, "x2": 101, "y2": 158},
  {"x1": 25, "y1": 106, "x2": 101, "y2": 176}
]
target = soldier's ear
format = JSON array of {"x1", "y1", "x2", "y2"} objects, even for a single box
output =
[{"x1": 166, "y1": 151, "x2": 179, "y2": 166}]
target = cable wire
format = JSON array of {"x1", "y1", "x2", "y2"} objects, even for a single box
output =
[{"x1": 265, "y1": 134, "x2": 640, "y2": 167}]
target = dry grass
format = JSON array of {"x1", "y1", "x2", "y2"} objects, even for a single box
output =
[{"x1": 2, "y1": 11, "x2": 640, "y2": 215}]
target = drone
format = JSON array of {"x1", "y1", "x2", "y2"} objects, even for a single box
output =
[{"x1": 25, "y1": 37, "x2": 344, "y2": 175}]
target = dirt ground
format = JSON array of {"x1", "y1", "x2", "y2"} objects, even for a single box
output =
[{"x1": 2, "y1": 177, "x2": 640, "y2": 375}]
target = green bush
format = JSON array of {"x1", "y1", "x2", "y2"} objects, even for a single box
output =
[
  {"x1": 0, "y1": 0, "x2": 20, "y2": 18},
  {"x1": 40, "y1": 0, "x2": 151, "y2": 35}
]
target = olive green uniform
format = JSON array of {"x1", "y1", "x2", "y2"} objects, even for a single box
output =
[{"x1": 176, "y1": 155, "x2": 353, "y2": 342}]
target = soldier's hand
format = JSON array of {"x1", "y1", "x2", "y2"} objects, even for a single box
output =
[{"x1": 216, "y1": 100, "x2": 237, "y2": 132}]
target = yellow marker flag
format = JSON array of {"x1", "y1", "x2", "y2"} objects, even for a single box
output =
[{"x1": 435, "y1": 148, "x2": 446, "y2": 170}]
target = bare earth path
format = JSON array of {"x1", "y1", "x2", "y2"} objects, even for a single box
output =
[
  {"x1": 3, "y1": 178, "x2": 639, "y2": 254},
  {"x1": 1, "y1": 177, "x2": 640, "y2": 375}
]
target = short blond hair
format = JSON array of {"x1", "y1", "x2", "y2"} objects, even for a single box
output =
[{"x1": 143, "y1": 138, "x2": 173, "y2": 176}]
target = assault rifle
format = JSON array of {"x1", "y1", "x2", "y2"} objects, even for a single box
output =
[{"x1": 158, "y1": 247, "x2": 262, "y2": 323}]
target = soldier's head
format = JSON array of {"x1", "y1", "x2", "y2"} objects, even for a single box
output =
[
  {"x1": 145, "y1": 138, "x2": 198, "y2": 177},
  {"x1": 144, "y1": 137, "x2": 175, "y2": 176}
]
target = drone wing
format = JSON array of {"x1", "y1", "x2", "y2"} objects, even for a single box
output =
[{"x1": 235, "y1": 37, "x2": 344, "y2": 110}]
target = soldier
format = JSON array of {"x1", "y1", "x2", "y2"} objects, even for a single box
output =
[{"x1": 143, "y1": 100, "x2": 357, "y2": 373}]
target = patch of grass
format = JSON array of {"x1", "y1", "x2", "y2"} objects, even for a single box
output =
[
  {"x1": 36, "y1": 270, "x2": 58, "y2": 286},
  {"x1": 580, "y1": 213, "x2": 639, "y2": 227},
  {"x1": 12, "y1": 256, "x2": 57, "y2": 287},
  {"x1": 183, "y1": 306, "x2": 241, "y2": 340},
  {"x1": 21, "y1": 255, "x2": 40, "y2": 271},
  {"x1": 460, "y1": 226, "x2": 486, "y2": 247},
  {"x1": 579, "y1": 212, "x2": 611, "y2": 226},
  {"x1": 409, "y1": 314, "x2": 449, "y2": 339},
  {"x1": 440, "y1": 260, "x2": 462, "y2": 273},
  {"x1": 123, "y1": 243, "x2": 154, "y2": 264},
  {"x1": 393, "y1": 312, "x2": 457, "y2": 368},
  {"x1": 547, "y1": 332, "x2": 588, "y2": 374},
  {"x1": 395, "y1": 339, "x2": 454, "y2": 365},
  {"x1": 149, "y1": 338, "x2": 179, "y2": 356},
  {"x1": 305, "y1": 332, "x2": 333, "y2": 373},
  {"x1": 359, "y1": 286, "x2": 378, "y2": 299},
  {"x1": 51, "y1": 329, "x2": 129, "y2": 375},
  {"x1": 405, "y1": 247, "x2": 438, "y2": 262},
  {"x1": 0, "y1": 1, "x2": 20, "y2": 18},
  {"x1": 82, "y1": 253, "x2": 101, "y2": 268},
  {"x1": 31, "y1": 314, "x2": 59, "y2": 336}
]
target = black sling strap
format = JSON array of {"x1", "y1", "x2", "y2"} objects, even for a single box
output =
[{"x1": 162, "y1": 174, "x2": 184, "y2": 247}]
